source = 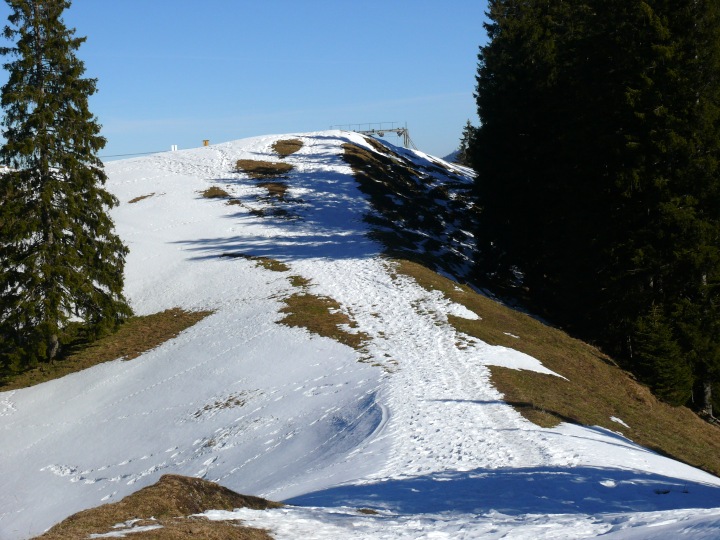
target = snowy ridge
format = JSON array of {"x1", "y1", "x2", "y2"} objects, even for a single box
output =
[{"x1": 2, "y1": 131, "x2": 720, "y2": 539}]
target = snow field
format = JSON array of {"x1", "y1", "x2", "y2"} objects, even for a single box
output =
[{"x1": 2, "y1": 132, "x2": 720, "y2": 539}]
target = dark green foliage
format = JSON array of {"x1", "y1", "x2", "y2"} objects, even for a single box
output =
[
  {"x1": 471, "y1": 0, "x2": 720, "y2": 413},
  {"x1": 0, "y1": 0, "x2": 131, "y2": 372},
  {"x1": 634, "y1": 306, "x2": 693, "y2": 406},
  {"x1": 456, "y1": 120, "x2": 475, "y2": 166}
]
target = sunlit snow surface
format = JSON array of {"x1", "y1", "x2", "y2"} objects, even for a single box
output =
[{"x1": 2, "y1": 131, "x2": 720, "y2": 539}]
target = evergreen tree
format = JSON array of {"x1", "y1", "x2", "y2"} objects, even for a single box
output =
[
  {"x1": 634, "y1": 305, "x2": 694, "y2": 406},
  {"x1": 471, "y1": 0, "x2": 720, "y2": 412},
  {"x1": 456, "y1": 119, "x2": 475, "y2": 166},
  {"x1": 0, "y1": 0, "x2": 130, "y2": 371}
]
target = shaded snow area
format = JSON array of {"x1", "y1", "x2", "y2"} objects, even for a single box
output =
[{"x1": 2, "y1": 131, "x2": 720, "y2": 539}]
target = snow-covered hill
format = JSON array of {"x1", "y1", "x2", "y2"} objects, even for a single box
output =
[{"x1": 3, "y1": 131, "x2": 720, "y2": 539}]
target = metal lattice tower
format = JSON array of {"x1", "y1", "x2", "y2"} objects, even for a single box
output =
[{"x1": 331, "y1": 122, "x2": 418, "y2": 150}]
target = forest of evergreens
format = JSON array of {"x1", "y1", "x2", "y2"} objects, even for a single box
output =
[{"x1": 470, "y1": 0, "x2": 720, "y2": 415}]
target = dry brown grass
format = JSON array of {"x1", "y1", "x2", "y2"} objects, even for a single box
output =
[
  {"x1": 236, "y1": 159, "x2": 293, "y2": 179},
  {"x1": 128, "y1": 193, "x2": 155, "y2": 204},
  {"x1": 1, "y1": 309, "x2": 212, "y2": 391},
  {"x1": 393, "y1": 258, "x2": 720, "y2": 476},
  {"x1": 272, "y1": 138, "x2": 303, "y2": 157},
  {"x1": 220, "y1": 253, "x2": 290, "y2": 272},
  {"x1": 289, "y1": 275, "x2": 311, "y2": 288},
  {"x1": 257, "y1": 181, "x2": 288, "y2": 200},
  {"x1": 363, "y1": 136, "x2": 389, "y2": 154},
  {"x1": 35, "y1": 474, "x2": 280, "y2": 540},
  {"x1": 201, "y1": 186, "x2": 231, "y2": 199},
  {"x1": 357, "y1": 508, "x2": 380, "y2": 515},
  {"x1": 279, "y1": 289, "x2": 368, "y2": 351}
]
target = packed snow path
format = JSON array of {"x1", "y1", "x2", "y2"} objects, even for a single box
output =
[
  {"x1": 290, "y1": 257, "x2": 572, "y2": 481},
  {"x1": 2, "y1": 132, "x2": 720, "y2": 539}
]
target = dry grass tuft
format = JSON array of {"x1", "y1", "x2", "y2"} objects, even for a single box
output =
[
  {"x1": 1, "y1": 309, "x2": 212, "y2": 391},
  {"x1": 272, "y1": 138, "x2": 303, "y2": 157},
  {"x1": 128, "y1": 193, "x2": 155, "y2": 204},
  {"x1": 393, "y1": 258, "x2": 720, "y2": 476},
  {"x1": 257, "y1": 181, "x2": 288, "y2": 200},
  {"x1": 289, "y1": 275, "x2": 311, "y2": 288},
  {"x1": 236, "y1": 159, "x2": 293, "y2": 179},
  {"x1": 35, "y1": 474, "x2": 280, "y2": 540},
  {"x1": 220, "y1": 253, "x2": 290, "y2": 272},
  {"x1": 201, "y1": 186, "x2": 231, "y2": 199}
]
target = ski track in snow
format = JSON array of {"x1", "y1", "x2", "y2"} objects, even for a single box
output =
[{"x1": 2, "y1": 131, "x2": 720, "y2": 539}]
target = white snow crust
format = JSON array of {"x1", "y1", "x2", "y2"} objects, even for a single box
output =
[{"x1": 2, "y1": 131, "x2": 720, "y2": 539}]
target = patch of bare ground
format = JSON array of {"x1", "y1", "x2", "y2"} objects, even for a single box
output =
[
  {"x1": 272, "y1": 138, "x2": 303, "y2": 157},
  {"x1": 393, "y1": 258, "x2": 720, "y2": 477},
  {"x1": 357, "y1": 508, "x2": 380, "y2": 515},
  {"x1": 201, "y1": 186, "x2": 231, "y2": 199},
  {"x1": 34, "y1": 474, "x2": 280, "y2": 540},
  {"x1": 256, "y1": 181, "x2": 289, "y2": 201},
  {"x1": 279, "y1": 277, "x2": 368, "y2": 352},
  {"x1": 1, "y1": 309, "x2": 212, "y2": 391},
  {"x1": 236, "y1": 159, "x2": 293, "y2": 179},
  {"x1": 128, "y1": 192, "x2": 155, "y2": 204}
]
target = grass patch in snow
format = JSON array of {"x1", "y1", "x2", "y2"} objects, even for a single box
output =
[
  {"x1": 357, "y1": 508, "x2": 380, "y2": 515},
  {"x1": 289, "y1": 275, "x2": 311, "y2": 288},
  {"x1": 35, "y1": 474, "x2": 280, "y2": 540},
  {"x1": 236, "y1": 159, "x2": 293, "y2": 179},
  {"x1": 0, "y1": 308, "x2": 212, "y2": 391},
  {"x1": 257, "y1": 181, "x2": 288, "y2": 200},
  {"x1": 272, "y1": 138, "x2": 303, "y2": 157},
  {"x1": 128, "y1": 192, "x2": 155, "y2": 204},
  {"x1": 393, "y1": 258, "x2": 720, "y2": 477},
  {"x1": 220, "y1": 253, "x2": 290, "y2": 272},
  {"x1": 201, "y1": 186, "x2": 231, "y2": 199},
  {"x1": 279, "y1": 280, "x2": 368, "y2": 351}
]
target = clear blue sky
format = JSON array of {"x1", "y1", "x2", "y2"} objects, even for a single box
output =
[{"x1": 0, "y1": 1, "x2": 488, "y2": 160}]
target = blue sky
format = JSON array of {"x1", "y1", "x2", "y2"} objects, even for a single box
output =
[{"x1": 0, "y1": 1, "x2": 488, "y2": 160}]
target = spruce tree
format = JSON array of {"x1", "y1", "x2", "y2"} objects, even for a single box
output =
[
  {"x1": 0, "y1": 0, "x2": 130, "y2": 371},
  {"x1": 456, "y1": 120, "x2": 475, "y2": 166},
  {"x1": 634, "y1": 305, "x2": 694, "y2": 406},
  {"x1": 471, "y1": 0, "x2": 720, "y2": 412}
]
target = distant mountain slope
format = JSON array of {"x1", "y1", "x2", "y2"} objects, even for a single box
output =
[{"x1": 2, "y1": 132, "x2": 720, "y2": 540}]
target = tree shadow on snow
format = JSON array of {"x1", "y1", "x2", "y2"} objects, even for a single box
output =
[
  {"x1": 175, "y1": 136, "x2": 382, "y2": 262},
  {"x1": 176, "y1": 231, "x2": 379, "y2": 262},
  {"x1": 174, "y1": 133, "x2": 473, "y2": 264},
  {"x1": 285, "y1": 466, "x2": 720, "y2": 516}
]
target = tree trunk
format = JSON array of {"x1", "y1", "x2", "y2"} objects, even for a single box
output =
[
  {"x1": 48, "y1": 334, "x2": 59, "y2": 363},
  {"x1": 703, "y1": 379, "x2": 714, "y2": 417}
]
